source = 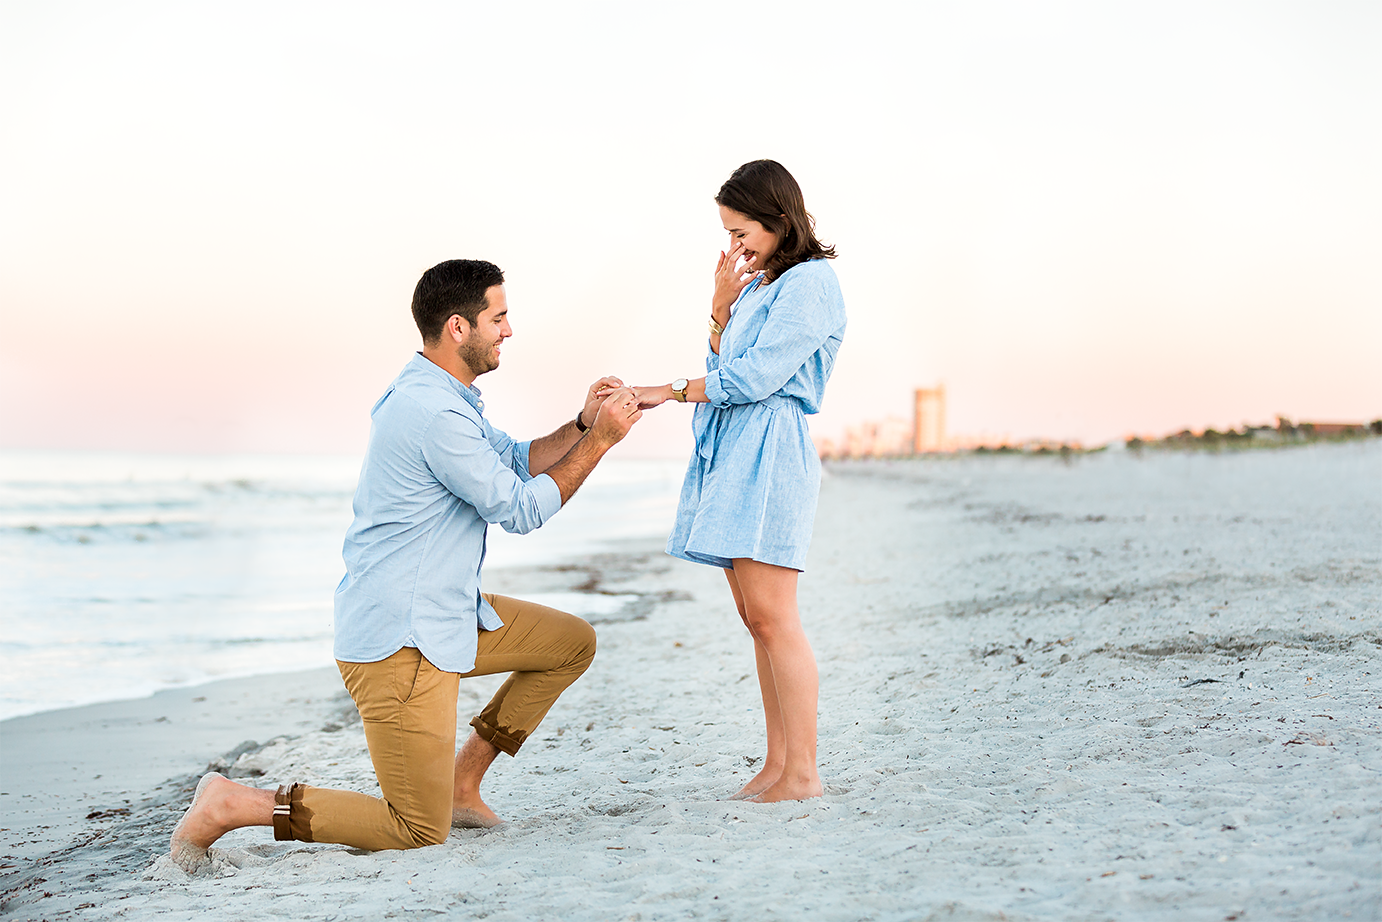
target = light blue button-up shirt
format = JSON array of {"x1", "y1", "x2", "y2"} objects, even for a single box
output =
[{"x1": 333, "y1": 353, "x2": 563, "y2": 673}]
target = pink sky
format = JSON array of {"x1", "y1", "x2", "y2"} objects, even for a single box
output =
[{"x1": 2, "y1": 3, "x2": 1377, "y2": 457}]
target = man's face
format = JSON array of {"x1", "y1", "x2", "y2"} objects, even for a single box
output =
[{"x1": 459, "y1": 285, "x2": 511, "y2": 378}]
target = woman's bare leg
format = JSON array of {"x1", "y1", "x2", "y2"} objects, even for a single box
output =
[
  {"x1": 731, "y1": 558, "x2": 822, "y2": 803},
  {"x1": 726, "y1": 569, "x2": 787, "y2": 799}
]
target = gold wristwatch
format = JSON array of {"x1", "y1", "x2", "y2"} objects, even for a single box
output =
[{"x1": 671, "y1": 378, "x2": 689, "y2": 402}]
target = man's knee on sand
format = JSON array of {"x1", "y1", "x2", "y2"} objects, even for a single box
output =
[
  {"x1": 289, "y1": 784, "x2": 452, "y2": 850},
  {"x1": 571, "y1": 616, "x2": 598, "y2": 672},
  {"x1": 356, "y1": 809, "x2": 449, "y2": 850},
  {"x1": 405, "y1": 812, "x2": 451, "y2": 848},
  {"x1": 398, "y1": 788, "x2": 454, "y2": 849}
]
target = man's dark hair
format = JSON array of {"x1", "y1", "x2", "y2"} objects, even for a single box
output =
[
  {"x1": 715, "y1": 160, "x2": 835, "y2": 283},
  {"x1": 411, "y1": 259, "x2": 505, "y2": 343}
]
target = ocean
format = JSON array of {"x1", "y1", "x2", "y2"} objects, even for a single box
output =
[{"x1": 0, "y1": 450, "x2": 686, "y2": 720}]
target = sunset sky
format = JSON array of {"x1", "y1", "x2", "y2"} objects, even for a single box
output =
[{"x1": 2, "y1": 1, "x2": 1377, "y2": 457}]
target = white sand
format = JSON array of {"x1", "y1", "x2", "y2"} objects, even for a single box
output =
[
  {"x1": 0, "y1": 669, "x2": 352, "y2": 863},
  {"x1": 3, "y1": 441, "x2": 1378, "y2": 921}
]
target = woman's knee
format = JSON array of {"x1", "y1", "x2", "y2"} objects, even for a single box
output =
[
  {"x1": 731, "y1": 592, "x2": 750, "y2": 628},
  {"x1": 744, "y1": 603, "x2": 807, "y2": 646},
  {"x1": 738, "y1": 608, "x2": 765, "y2": 640},
  {"x1": 741, "y1": 609, "x2": 782, "y2": 644}
]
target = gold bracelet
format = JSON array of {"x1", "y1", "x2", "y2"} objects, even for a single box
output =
[{"x1": 708, "y1": 316, "x2": 724, "y2": 336}]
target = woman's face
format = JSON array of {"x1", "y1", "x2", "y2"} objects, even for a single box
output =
[{"x1": 720, "y1": 205, "x2": 779, "y2": 272}]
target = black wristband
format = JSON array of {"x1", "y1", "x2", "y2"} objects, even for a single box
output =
[{"x1": 575, "y1": 411, "x2": 590, "y2": 433}]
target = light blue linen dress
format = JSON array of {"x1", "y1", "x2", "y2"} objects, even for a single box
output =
[{"x1": 667, "y1": 257, "x2": 846, "y2": 571}]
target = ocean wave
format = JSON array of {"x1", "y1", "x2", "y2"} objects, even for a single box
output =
[{"x1": 0, "y1": 451, "x2": 685, "y2": 719}]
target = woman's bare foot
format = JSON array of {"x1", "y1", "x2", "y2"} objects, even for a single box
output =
[
  {"x1": 169, "y1": 772, "x2": 229, "y2": 871},
  {"x1": 451, "y1": 796, "x2": 505, "y2": 829},
  {"x1": 728, "y1": 765, "x2": 782, "y2": 801},
  {"x1": 748, "y1": 774, "x2": 823, "y2": 803}
]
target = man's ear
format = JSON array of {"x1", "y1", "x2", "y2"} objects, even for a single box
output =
[{"x1": 447, "y1": 314, "x2": 470, "y2": 343}]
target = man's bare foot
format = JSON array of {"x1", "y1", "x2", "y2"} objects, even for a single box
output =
[
  {"x1": 728, "y1": 766, "x2": 782, "y2": 801},
  {"x1": 451, "y1": 731, "x2": 503, "y2": 828},
  {"x1": 169, "y1": 772, "x2": 228, "y2": 872},
  {"x1": 748, "y1": 775, "x2": 823, "y2": 803},
  {"x1": 451, "y1": 798, "x2": 505, "y2": 829}
]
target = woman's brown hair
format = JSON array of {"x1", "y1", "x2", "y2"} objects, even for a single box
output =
[{"x1": 715, "y1": 159, "x2": 836, "y2": 282}]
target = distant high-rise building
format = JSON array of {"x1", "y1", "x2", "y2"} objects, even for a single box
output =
[{"x1": 913, "y1": 384, "x2": 946, "y2": 453}]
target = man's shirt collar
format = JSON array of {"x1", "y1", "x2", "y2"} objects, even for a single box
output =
[{"x1": 410, "y1": 352, "x2": 486, "y2": 416}]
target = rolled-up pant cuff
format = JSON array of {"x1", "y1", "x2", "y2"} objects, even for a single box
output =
[
  {"x1": 273, "y1": 783, "x2": 315, "y2": 842},
  {"x1": 469, "y1": 716, "x2": 525, "y2": 756}
]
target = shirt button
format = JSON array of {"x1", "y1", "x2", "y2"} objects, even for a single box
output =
[{"x1": 477, "y1": 402, "x2": 484, "y2": 410}]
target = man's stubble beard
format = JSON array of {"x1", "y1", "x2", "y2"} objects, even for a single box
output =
[{"x1": 460, "y1": 336, "x2": 499, "y2": 379}]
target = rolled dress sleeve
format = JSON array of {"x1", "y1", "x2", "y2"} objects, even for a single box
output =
[
  {"x1": 421, "y1": 410, "x2": 561, "y2": 535},
  {"x1": 704, "y1": 268, "x2": 841, "y2": 407}
]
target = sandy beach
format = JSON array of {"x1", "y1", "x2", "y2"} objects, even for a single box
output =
[{"x1": 2, "y1": 441, "x2": 1378, "y2": 921}]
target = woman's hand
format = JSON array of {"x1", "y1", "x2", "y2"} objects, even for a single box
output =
[
  {"x1": 713, "y1": 242, "x2": 757, "y2": 322},
  {"x1": 597, "y1": 383, "x2": 671, "y2": 409},
  {"x1": 632, "y1": 385, "x2": 671, "y2": 409}
]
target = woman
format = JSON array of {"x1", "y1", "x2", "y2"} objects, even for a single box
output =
[{"x1": 630, "y1": 159, "x2": 845, "y2": 802}]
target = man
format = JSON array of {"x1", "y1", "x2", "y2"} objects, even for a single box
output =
[{"x1": 170, "y1": 259, "x2": 642, "y2": 868}]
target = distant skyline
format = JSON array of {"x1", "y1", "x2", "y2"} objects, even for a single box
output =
[{"x1": 2, "y1": 2, "x2": 1378, "y2": 459}]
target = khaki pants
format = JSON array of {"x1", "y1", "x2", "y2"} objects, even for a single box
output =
[{"x1": 273, "y1": 594, "x2": 596, "y2": 850}]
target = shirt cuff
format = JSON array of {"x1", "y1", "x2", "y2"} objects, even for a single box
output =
[
  {"x1": 513, "y1": 440, "x2": 536, "y2": 480},
  {"x1": 529, "y1": 472, "x2": 563, "y2": 518},
  {"x1": 703, "y1": 369, "x2": 732, "y2": 408}
]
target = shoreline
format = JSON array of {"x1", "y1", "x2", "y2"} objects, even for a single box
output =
[
  {"x1": 2, "y1": 444, "x2": 1378, "y2": 921},
  {"x1": 0, "y1": 665, "x2": 344, "y2": 727},
  {"x1": 0, "y1": 541, "x2": 681, "y2": 725},
  {"x1": 0, "y1": 667, "x2": 351, "y2": 865},
  {"x1": 0, "y1": 540, "x2": 676, "y2": 869},
  {"x1": 0, "y1": 452, "x2": 684, "y2": 723}
]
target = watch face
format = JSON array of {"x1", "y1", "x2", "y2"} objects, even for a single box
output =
[{"x1": 673, "y1": 378, "x2": 688, "y2": 390}]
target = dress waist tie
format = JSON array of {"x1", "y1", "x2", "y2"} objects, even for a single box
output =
[{"x1": 691, "y1": 394, "x2": 806, "y2": 465}]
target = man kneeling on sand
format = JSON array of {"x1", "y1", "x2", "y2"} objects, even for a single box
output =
[{"x1": 171, "y1": 259, "x2": 643, "y2": 869}]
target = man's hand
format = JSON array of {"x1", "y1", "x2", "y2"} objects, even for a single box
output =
[
  {"x1": 544, "y1": 386, "x2": 642, "y2": 504},
  {"x1": 581, "y1": 376, "x2": 624, "y2": 430},
  {"x1": 589, "y1": 386, "x2": 642, "y2": 446}
]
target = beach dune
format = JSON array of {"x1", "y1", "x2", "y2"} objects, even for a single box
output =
[{"x1": 2, "y1": 442, "x2": 1378, "y2": 921}]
